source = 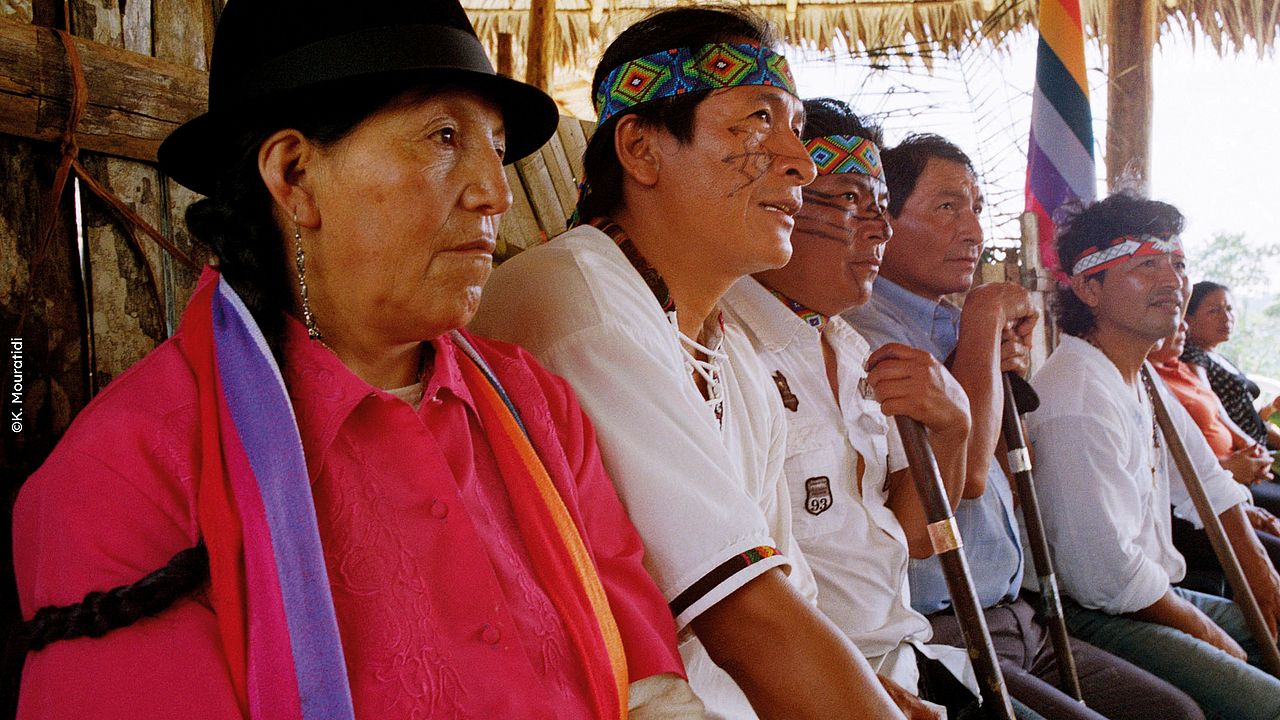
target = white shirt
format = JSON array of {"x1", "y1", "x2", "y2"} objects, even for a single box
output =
[
  {"x1": 1026, "y1": 334, "x2": 1250, "y2": 614},
  {"x1": 723, "y1": 278, "x2": 976, "y2": 703},
  {"x1": 471, "y1": 225, "x2": 811, "y2": 719}
]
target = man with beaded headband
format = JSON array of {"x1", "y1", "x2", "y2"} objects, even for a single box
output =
[
  {"x1": 721, "y1": 97, "x2": 983, "y2": 719},
  {"x1": 1026, "y1": 191, "x2": 1280, "y2": 719},
  {"x1": 472, "y1": 7, "x2": 904, "y2": 719},
  {"x1": 843, "y1": 136, "x2": 1206, "y2": 719}
]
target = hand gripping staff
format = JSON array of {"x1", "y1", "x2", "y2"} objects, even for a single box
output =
[
  {"x1": 894, "y1": 416, "x2": 1017, "y2": 720},
  {"x1": 1000, "y1": 372, "x2": 1084, "y2": 702},
  {"x1": 1140, "y1": 365, "x2": 1280, "y2": 678}
]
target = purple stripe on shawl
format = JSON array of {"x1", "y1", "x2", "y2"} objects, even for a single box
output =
[
  {"x1": 212, "y1": 279, "x2": 355, "y2": 720},
  {"x1": 216, "y1": 404, "x2": 304, "y2": 720}
]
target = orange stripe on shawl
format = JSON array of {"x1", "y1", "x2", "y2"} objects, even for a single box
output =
[{"x1": 458, "y1": 354, "x2": 629, "y2": 719}]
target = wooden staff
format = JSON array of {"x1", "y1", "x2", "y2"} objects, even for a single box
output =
[
  {"x1": 895, "y1": 416, "x2": 1017, "y2": 720},
  {"x1": 1141, "y1": 365, "x2": 1280, "y2": 677},
  {"x1": 1000, "y1": 372, "x2": 1085, "y2": 702}
]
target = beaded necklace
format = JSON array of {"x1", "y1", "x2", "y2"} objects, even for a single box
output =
[
  {"x1": 1139, "y1": 369, "x2": 1164, "y2": 489},
  {"x1": 595, "y1": 220, "x2": 725, "y2": 425}
]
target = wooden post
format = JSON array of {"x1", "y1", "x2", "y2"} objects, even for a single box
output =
[
  {"x1": 589, "y1": 0, "x2": 606, "y2": 41},
  {"x1": 497, "y1": 32, "x2": 514, "y2": 77},
  {"x1": 1106, "y1": 0, "x2": 1155, "y2": 193},
  {"x1": 526, "y1": 0, "x2": 555, "y2": 91},
  {"x1": 0, "y1": 15, "x2": 209, "y2": 163}
]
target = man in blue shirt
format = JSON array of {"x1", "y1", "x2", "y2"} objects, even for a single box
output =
[{"x1": 844, "y1": 134, "x2": 1202, "y2": 720}]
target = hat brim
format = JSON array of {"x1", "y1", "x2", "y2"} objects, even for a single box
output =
[{"x1": 158, "y1": 68, "x2": 559, "y2": 197}]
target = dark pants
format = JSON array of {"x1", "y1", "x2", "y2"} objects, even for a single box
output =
[
  {"x1": 1172, "y1": 513, "x2": 1280, "y2": 597},
  {"x1": 1249, "y1": 481, "x2": 1280, "y2": 517},
  {"x1": 929, "y1": 596, "x2": 1203, "y2": 720}
]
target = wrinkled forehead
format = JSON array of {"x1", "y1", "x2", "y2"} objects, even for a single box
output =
[
  {"x1": 920, "y1": 157, "x2": 980, "y2": 197},
  {"x1": 374, "y1": 86, "x2": 507, "y2": 135}
]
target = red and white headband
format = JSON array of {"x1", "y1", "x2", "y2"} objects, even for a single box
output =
[{"x1": 1070, "y1": 233, "x2": 1184, "y2": 278}]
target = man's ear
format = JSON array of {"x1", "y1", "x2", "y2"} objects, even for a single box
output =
[
  {"x1": 613, "y1": 115, "x2": 662, "y2": 188},
  {"x1": 258, "y1": 129, "x2": 322, "y2": 228},
  {"x1": 1070, "y1": 272, "x2": 1102, "y2": 309}
]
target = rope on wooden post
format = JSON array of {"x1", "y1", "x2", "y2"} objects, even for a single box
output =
[{"x1": 23, "y1": 20, "x2": 198, "y2": 337}]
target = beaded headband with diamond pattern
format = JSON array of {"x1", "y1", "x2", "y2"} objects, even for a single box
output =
[
  {"x1": 804, "y1": 135, "x2": 884, "y2": 180},
  {"x1": 593, "y1": 42, "x2": 797, "y2": 124},
  {"x1": 1070, "y1": 233, "x2": 1184, "y2": 277}
]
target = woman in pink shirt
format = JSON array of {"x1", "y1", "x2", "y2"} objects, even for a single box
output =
[{"x1": 10, "y1": 1, "x2": 696, "y2": 718}]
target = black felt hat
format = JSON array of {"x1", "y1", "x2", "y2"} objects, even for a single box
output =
[{"x1": 158, "y1": 0, "x2": 558, "y2": 196}]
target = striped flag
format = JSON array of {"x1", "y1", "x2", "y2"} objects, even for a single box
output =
[{"x1": 1025, "y1": 0, "x2": 1096, "y2": 278}]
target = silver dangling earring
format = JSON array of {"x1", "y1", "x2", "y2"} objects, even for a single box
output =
[{"x1": 294, "y1": 214, "x2": 322, "y2": 341}]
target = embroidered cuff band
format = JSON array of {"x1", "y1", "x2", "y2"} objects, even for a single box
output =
[
  {"x1": 805, "y1": 135, "x2": 885, "y2": 180},
  {"x1": 1071, "y1": 233, "x2": 1184, "y2": 277},
  {"x1": 669, "y1": 545, "x2": 780, "y2": 617},
  {"x1": 594, "y1": 42, "x2": 797, "y2": 124}
]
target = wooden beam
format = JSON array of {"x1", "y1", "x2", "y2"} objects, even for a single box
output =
[
  {"x1": 0, "y1": 15, "x2": 207, "y2": 164},
  {"x1": 1106, "y1": 0, "x2": 1155, "y2": 193},
  {"x1": 525, "y1": 0, "x2": 555, "y2": 91},
  {"x1": 497, "y1": 31, "x2": 514, "y2": 77}
]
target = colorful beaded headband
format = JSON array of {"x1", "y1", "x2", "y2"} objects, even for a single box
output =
[
  {"x1": 1071, "y1": 233, "x2": 1184, "y2": 277},
  {"x1": 593, "y1": 42, "x2": 797, "y2": 124},
  {"x1": 805, "y1": 135, "x2": 885, "y2": 180}
]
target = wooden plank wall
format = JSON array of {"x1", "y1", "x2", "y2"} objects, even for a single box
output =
[{"x1": 0, "y1": 0, "x2": 220, "y2": 687}]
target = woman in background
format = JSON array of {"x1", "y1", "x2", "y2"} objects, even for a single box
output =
[
  {"x1": 1153, "y1": 317, "x2": 1280, "y2": 597},
  {"x1": 1182, "y1": 281, "x2": 1279, "y2": 451}
]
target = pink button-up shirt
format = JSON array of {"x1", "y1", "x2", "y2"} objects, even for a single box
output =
[{"x1": 15, "y1": 318, "x2": 682, "y2": 719}]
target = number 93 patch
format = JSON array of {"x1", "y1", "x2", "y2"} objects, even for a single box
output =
[{"x1": 804, "y1": 476, "x2": 833, "y2": 516}]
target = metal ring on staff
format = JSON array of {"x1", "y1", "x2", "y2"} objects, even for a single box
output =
[
  {"x1": 927, "y1": 517, "x2": 963, "y2": 554},
  {"x1": 1007, "y1": 447, "x2": 1032, "y2": 474}
]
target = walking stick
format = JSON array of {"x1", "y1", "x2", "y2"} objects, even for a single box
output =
[
  {"x1": 895, "y1": 416, "x2": 1017, "y2": 720},
  {"x1": 1141, "y1": 365, "x2": 1280, "y2": 678},
  {"x1": 1000, "y1": 372, "x2": 1085, "y2": 702}
]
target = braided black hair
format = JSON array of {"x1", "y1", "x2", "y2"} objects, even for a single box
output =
[
  {"x1": 16, "y1": 543, "x2": 210, "y2": 653},
  {"x1": 4, "y1": 544, "x2": 209, "y2": 713}
]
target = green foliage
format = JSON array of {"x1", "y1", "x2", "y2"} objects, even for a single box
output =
[
  {"x1": 1186, "y1": 232, "x2": 1280, "y2": 379},
  {"x1": 1188, "y1": 232, "x2": 1280, "y2": 293}
]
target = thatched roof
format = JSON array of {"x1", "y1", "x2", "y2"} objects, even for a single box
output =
[{"x1": 463, "y1": 0, "x2": 1280, "y2": 89}]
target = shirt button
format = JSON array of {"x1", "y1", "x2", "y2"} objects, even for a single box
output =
[
  {"x1": 430, "y1": 499, "x2": 449, "y2": 519},
  {"x1": 481, "y1": 624, "x2": 501, "y2": 645}
]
